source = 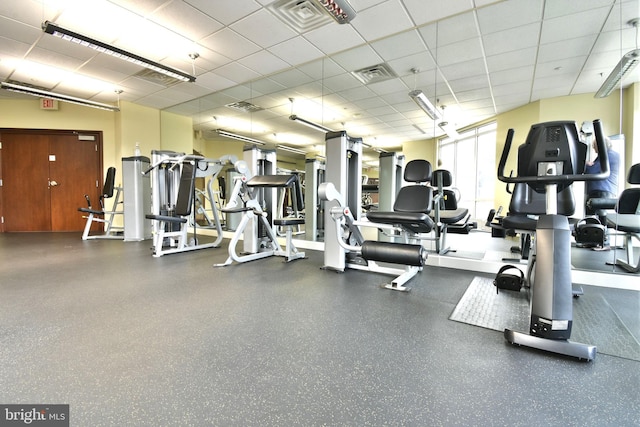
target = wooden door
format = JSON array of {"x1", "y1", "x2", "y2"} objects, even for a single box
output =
[
  {"x1": 49, "y1": 133, "x2": 102, "y2": 231},
  {"x1": 1, "y1": 133, "x2": 51, "y2": 231},
  {"x1": 0, "y1": 130, "x2": 103, "y2": 232}
]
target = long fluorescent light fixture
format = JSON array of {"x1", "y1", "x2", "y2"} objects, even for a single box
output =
[
  {"x1": 277, "y1": 144, "x2": 307, "y2": 155},
  {"x1": 0, "y1": 81, "x2": 119, "y2": 111},
  {"x1": 595, "y1": 49, "x2": 640, "y2": 98},
  {"x1": 438, "y1": 121, "x2": 461, "y2": 140},
  {"x1": 313, "y1": 0, "x2": 356, "y2": 24},
  {"x1": 289, "y1": 114, "x2": 334, "y2": 132},
  {"x1": 42, "y1": 21, "x2": 196, "y2": 83},
  {"x1": 216, "y1": 129, "x2": 266, "y2": 146},
  {"x1": 409, "y1": 89, "x2": 442, "y2": 121}
]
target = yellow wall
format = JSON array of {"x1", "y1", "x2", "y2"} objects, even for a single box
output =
[
  {"x1": 0, "y1": 99, "x2": 195, "y2": 173},
  {"x1": 160, "y1": 110, "x2": 192, "y2": 153},
  {"x1": 117, "y1": 101, "x2": 160, "y2": 163},
  {"x1": 0, "y1": 98, "x2": 118, "y2": 167},
  {"x1": 402, "y1": 136, "x2": 437, "y2": 165}
]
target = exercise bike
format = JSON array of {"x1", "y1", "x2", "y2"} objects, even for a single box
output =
[{"x1": 497, "y1": 119, "x2": 610, "y2": 361}]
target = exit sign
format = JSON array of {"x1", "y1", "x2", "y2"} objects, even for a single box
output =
[{"x1": 40, "y1": 98, "x2": 59, "y2": 110}]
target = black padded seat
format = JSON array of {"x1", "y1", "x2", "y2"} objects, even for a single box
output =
[
  {"x1": 273, "y1": 217, "x2": 305, "y2": 226},
  {"x1": 501, "y1": 215, "x2": 537, "y2": 232},
  {"x1": 367, "y1": 160, "x2": 435, "y2": 234},
  {"x1": 435, "y1": 208, "x2": 469, "y2": 224},
  {"x1": 501, "y1": 183, "x2": 576, "y2": 232},
  {"x1": 606, "y1": 214, "x2": 640, "y2": 233},
  {"x1": 429, "y1": 170, "x2": 469, "y2": 224}
]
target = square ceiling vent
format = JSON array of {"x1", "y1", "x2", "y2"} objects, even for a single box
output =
[
  {"x1": 267, "y1": 0, "x2": 334, "y2": 33},
  {"x1": 225, "y1": 101, "x2": 264, "y2": 113},
  {"x1": 351, "y1": 63, "x2": 398, "y2": 85},
  {"x1": 134, "y1": 69, "x2": 182, "y2": 87}
]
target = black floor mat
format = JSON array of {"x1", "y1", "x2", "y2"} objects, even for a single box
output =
[{"x1": 450, "y1": 276, "x2": 640, "y2": 361}]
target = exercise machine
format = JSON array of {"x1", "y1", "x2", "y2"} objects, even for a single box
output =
[
  {"x1": 215, "y1": 160, "x2": 306, "y2": 266},
  {"x1": 497, "y1": 119, "x2": 610, "y2": 360},
  {"x1": 145, "y1": 151, "x2": 225, "y2": 257},
  {"x1": 78, "y1": 167, "x2": 124, "y2": 240},
  {"x1": 321, "y1": 130, "x2": 433, "y2": 291},
  {"x1": 430, "y1": 169, "x2": 474, "y2": 253},
  {"x1": 377, "y1": 152, "x2": 404, "y2": 242},
  {"x1": 304, "y1": 158, "x2": 325, "y2": 241}
]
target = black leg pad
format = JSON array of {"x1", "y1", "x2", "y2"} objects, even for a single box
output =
[{"x1": 361, "y1": 241, "x2": 426, "y2": 266}]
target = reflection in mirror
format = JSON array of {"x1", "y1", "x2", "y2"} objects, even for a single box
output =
[{"x1": 161, "y1": 1, "x2": 637, "y2": 275}]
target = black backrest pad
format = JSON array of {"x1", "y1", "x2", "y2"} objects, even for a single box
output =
[
  {"x1": 509, "y1": 183, "x2": 575, "y2": 216},
  {"x1": 247, "y1": 174, "x2": 297, "y2": 188},
  {"x1": 627, "y1": 163, "x2": 640, "y2": 184},
  {"x1": 432, "y1": 169, "x2": 453, "y2": 187},
  {"x1": 175, "y1": 162, "x2": 196, "y2": 217},
  {"x1": 404, "y1": 159, "x2": 432, "y2": 183},
  {"x1": 394, "y1": 185, "x2": 433, "y2": 213},
  {"x1": 617, "y1": 189, "x2": 640, "y2": 214},
  {"x1": 292, "y1": 174, "x2": 304, "y2": 211},
  {"x1": 102, "y1": 167, "x2": 116, "y2": 198}
]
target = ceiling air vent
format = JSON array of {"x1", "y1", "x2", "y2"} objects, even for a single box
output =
[
  {"x1": 134, "y1": 69, "x2": 182, "y2": 87},
  {"x1": 225, "y1": 101, "x2": 264, "y2": 113},
  {"x1": 351, "y1": 63, "x2": 398, "y2": 85},
  {"x1": 267, "y1": 0, "x2": 334, "y2": 33}
]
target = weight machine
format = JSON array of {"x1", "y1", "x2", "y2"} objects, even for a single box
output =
[
  {"x1": 497, "y1": 119, "x2": 610, "y2": 360},
  {"x1": 215, "y1": 159, "x2": 306, "y2": 266},
  {"x1": 78, "y1": 166, "x2": 124, "y2": 240},
  {"x1": 304, "y1": 158, "x2": 325, "y2": 241},
  {"x1": 144, "y1": 150, "x2": 225, "y2": 257},
  {"x1": 321, "y1": 131, "x2": 433, "y2": 291}
]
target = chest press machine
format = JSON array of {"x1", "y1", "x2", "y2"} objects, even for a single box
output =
[
  {"x1": 144, "y1": 151, "x2": 225, "y2": 257},
  {"x1": 214, "y1": 160, "x2": 306, "y2": 267}
]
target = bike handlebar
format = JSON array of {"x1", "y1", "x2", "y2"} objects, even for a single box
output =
[{"x1": 497, "y1": 119, "x2": 609, "y2": 184}]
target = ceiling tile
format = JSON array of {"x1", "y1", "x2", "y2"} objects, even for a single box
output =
[
  {"x1": 238, "y1": 50, "x2": 290, "y2": 76},
  {"x1": 370, "y1": 30, "x2": 426, "y2": 62},
  {"x1": 402, "y1": 0, "x2": 475, "y2": 26},
  {"x1": 482, "y1": 23, "x2": 541, "y2": 57},
  {"x1": 231, "y1": 8, "x2": 298, "y2": 48},
  {"x1": 200, "y1": 28, "x2": 261, "y2": 60},
  {"x1": 150, "y1": 2, "x2": 224, "y2": 41},
  {"x1": 303, "y1": 23, "x2": 365, "y2": 55},
  {"x1": 475, "y1": 0, "x2": 543, "y2": 34},
  {"x1": 267, "y1": 36, "x2": 324, "y2": 66},
  {"x1": 330, "y1": 45, "x2": 383, "y2": 72},
  {"x1": 183, "y1": 0, "x2": 262, "y2": 25},
  {"x1": 350, "y1": 0, "x2": 413, "y2": 40}
]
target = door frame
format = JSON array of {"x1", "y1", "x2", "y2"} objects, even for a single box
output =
[{"x1": 0, "y1": 128, "x2": 104, "y2": 233}]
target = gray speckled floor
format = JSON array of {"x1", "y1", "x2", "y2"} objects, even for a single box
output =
[{"x1": 0, "y1": 232, "x2": 639, "y2": 426}]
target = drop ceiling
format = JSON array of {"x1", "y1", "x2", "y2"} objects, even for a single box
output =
[{"x1": 1, "y1": 0, "x2": 639, "y2": 158}]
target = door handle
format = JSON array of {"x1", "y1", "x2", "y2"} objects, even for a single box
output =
[{"x1": 49, "y1": 180, "x2": 59, "y2": 187}]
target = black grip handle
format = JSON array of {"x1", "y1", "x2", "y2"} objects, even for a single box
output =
[{"x1": 497, "y1": 119, "x2": 610, "y2": 184}]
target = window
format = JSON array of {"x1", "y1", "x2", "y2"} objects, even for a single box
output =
[{"x1": 437, "y1": 122, "x2": 497, "y2": 222}]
